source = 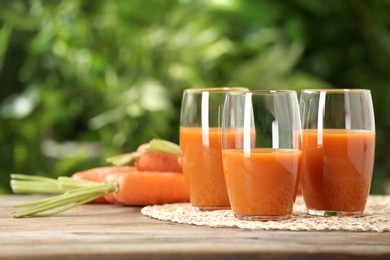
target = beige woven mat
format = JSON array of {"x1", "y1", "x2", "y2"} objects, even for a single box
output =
[{"x1": 141, "y1": 195, "x2": 390, "y2": 232}]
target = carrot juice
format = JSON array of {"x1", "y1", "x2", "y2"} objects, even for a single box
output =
[
  {"x1": 222, "y1": 148, "x2": 301, "y2": 220},
  {"x1": 301, "y1": 129, "x2": 375, "y2": 216},
  {"x1": 180, "y1": 127, "x2": 230, "y2": 210}
]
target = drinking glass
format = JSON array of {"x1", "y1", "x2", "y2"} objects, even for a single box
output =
[
  {"x1": 221, "y1": 90, "x2": 302, "y2": 221},
  {"x1": 299, "y1": 89, "x2": 376, "y2": 217},
  {"x1": 180, "y1": 87, "x2": 246, "y2": 211}
]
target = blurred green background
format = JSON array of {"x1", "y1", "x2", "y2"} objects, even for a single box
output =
[{"x1": 1, "y1": 0, "x2": 389, "y2": 194}]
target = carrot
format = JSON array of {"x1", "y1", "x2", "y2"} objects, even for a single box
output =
[
  {"x1": 105, "y1": 171, "x2": 189, "y2": 205},
  {"x1": 10, "y1": 138, "x2": 187, "y2": 217},
  {"x1": 106, "y1": 139, "x2": 182, "y2": 173},
  {"x1": 72, "y1": 166, "x2": 136, "y2": 182},
  {"x1": 103, "y1": 172, "x2": 126, "y2": 204},
  {"x1": 71, "y1": 166, "x2": 136, "y2": 203},
  {"x1": 135, "y1": 144, "x2": 182, "y2": 173},
  {"x1": 11, "y1": 170, "x2": 190, "y2": 218}
]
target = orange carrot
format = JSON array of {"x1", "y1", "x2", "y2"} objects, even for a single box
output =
[
  {"x1": 10, "y1": 139, "x2": 188, "y2": 217},
  {"x1": 11, "y1": 170, "x2": 190, "y2": 217},
  {"x1": 104, "y1": 171, "x2": 189, "y2": 205},
  {"x1": 106, "y1": 139, "x2": 182, "y2": 173},
  {"x1": 72, "y1": 166, "x2": 136, "y2": 203},
  {"x1": 72, "y1": 166, "x2": 136, "y2": 182},
  {"x1": 103, "y1": 172, "x2": 126, "y2": 204},
  {"x1": 135, "y1": 144, "x2": 182, "y2": 173}
]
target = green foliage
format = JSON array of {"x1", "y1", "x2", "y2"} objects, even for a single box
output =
[{"x1": 0, "y1": 0, "x2": 389, "y2": 194}]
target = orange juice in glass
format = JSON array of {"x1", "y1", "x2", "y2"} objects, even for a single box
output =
[
  {"x1": 180, "y1": 87, "x2": 246, "y2": 211},
  {"x1": 222, "y1": 90, "x2": 302, "y2": 221},
  {"x1": 300, "y1": 89, "x2": 376, "y2": 217}
]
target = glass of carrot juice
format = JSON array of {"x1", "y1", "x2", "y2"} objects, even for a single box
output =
[
  {"x1": 180, "y1": 87, "x2": 246, "y2": 211},
  {"x1": 299, "y1": 89, "x2": 376, "y2": 217},
  {"x1": 221, "y1": 90, "x2": 302, "y2": 221}
]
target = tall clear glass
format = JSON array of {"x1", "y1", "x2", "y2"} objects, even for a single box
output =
[
  {"x1": 180, "y1": 87, "x2": 246, "y2": 211},
  {"x1": 300, "y1": 89, "x2": 376, "y2": 217},
  {"x1": 221, "y1": 90, "x2": 302, "y2": 221}
]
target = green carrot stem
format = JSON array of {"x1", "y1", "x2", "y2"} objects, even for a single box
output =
[
  {"x1": 12, "y1": 183, "x2": 118, "y2": 218},
  {"x1": 106, "y1": 152, "x2": 139, "y2": 166},
  {"x1": 10, "y1": 174, "x2": 118, "y2": 218},
  {"x1": 58, "y1": 176, "x2": 100, "y2": 188},
  {"x1": 11, "y1": 174, "x2": 59, "y2": 184},
  {"x1": 12, "y1": 195, "x2": 66, "y2": 208},
  {"x1": 12, "y1": 183, "x2": 111, "y2": 208},
  {"x1": 13, "y1": 190, "x2": 104, "y2": 217},
  {"x1": 147, "y1": 138, "x2": 181, "y2": 156},
  {"x1": 10, "y1": 180, "x2": 65, "y2": 194},
  {"x1": 30, "y1": 193, "x2": 104, "y2": 217},
  {"x1": 10, "y1": 174, "x2": 65, "y2": 194},
  {"x1": 10, "y1": 174, "x2": 103, "y2": 195}
]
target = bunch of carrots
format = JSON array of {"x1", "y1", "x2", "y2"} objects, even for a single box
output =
[{"x1": 10, "y1": 139, "x2": 189, "y2": 218}]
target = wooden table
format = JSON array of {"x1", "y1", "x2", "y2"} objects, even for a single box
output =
[{"x1": 1, "y1": 195, "x2": 389, "y2": 259}]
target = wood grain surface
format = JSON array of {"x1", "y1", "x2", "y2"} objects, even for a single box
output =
[{"x1": 1, "y1": 195, "x2": 389, "y2": 260}]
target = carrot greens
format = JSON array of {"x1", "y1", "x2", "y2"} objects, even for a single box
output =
[
  {"x1": 106, "y1": 138, "x2": 180, "y2": 166},
  {"x1": 146, "y1": 139, "x2": 181, "y2": 156},
  {"x1": 10, "y1": 174, "x2": 118, "y2": 218},
  {"x1": 9, "y1": 138, "x2": 186, "y2": 218},
  {"x1": 105, "y1": 152, "x2": 139, "y2": 166},
  {"x1": 11, "y1": 174, "x2": 97, "y2": 194}
]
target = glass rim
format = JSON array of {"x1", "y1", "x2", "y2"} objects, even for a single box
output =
[
  {"x1": 183, "y1": 87, "x2": 247, "y2": 93},
  {"x1": 301, "y1": 88, "x2": 371, "y2": 94},
  {"x1": 227, "y1": 89, "x2": 297, "y2": 95}
]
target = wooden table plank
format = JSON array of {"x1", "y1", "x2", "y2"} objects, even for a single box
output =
[{"x1": 1, "y1": 195, "x2": 389, "y2": 259}]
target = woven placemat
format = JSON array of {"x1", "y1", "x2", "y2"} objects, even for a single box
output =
[{"x1": 141, "y1": 195, "x2": 390, "y2": 232}]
